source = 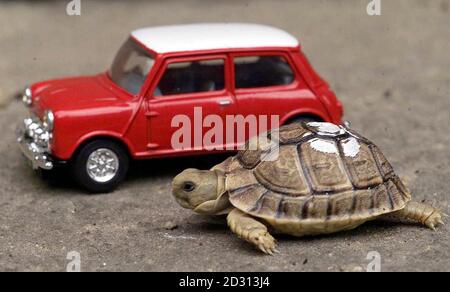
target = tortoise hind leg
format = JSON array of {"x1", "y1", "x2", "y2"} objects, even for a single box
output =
[
  {"x1": 227, "y1": 208, "x2": 277, "y2": 255},
  {"x1": 380, "y1": 201, "x2": 444, "y2": 230}
]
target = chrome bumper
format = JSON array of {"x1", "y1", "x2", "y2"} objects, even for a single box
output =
[{"x1": 17, "y1": 119, "x2": 53, "y2": 170}]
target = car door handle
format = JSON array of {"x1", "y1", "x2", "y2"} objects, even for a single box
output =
[{"x1": 218, "y1": 100, "x2": 231, "y2": 106}]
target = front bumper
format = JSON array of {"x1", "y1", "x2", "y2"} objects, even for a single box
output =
[{"x1": 16, "y1": 118, "x2": 53, "y2": 170}]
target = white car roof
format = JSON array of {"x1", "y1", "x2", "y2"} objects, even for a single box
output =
[{"x1": 131, "y1": 23, "x2": 299, "y2": 54}]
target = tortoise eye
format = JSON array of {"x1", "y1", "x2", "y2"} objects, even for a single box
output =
[{"x1": 183, "y1": 182, "x2": 196, "y2": 192}]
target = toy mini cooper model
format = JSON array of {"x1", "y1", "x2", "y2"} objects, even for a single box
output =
[{"x1": 17, "y1": 23, "x2": 343, "y2": 192}]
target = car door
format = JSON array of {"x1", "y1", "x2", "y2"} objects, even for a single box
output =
[
  {"x1": 145, "y1": 54, "x2": 237, "y2": 157},
  {"x1": 231, "y1": 52, "x2": 315, "y2": 140}
]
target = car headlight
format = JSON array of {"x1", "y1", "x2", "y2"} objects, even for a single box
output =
[
  {"x1": 22, "y1": 87, "x2": 32, "y2": 107},
  {"x1": 43, "y1": 110, "x2": 54, "y2": 132}
]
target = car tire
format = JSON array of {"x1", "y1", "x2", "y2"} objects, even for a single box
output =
[
  {"x1": 37, "y1": 168, "x2": 58, "y2": 181},
  {"x1": 72, "y1": 139, "x2": 129, "y2": 193}
]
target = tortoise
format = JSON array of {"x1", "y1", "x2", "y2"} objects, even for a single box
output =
[{"x1": 172, "y1": 122, "x2": 444, "y2": 254}]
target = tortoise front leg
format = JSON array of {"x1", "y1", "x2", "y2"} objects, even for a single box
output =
[
  {"x1": 381, "y1": 201, "x2": 444, "y2": 230},
  {"x1": 227, "y1": 208, "x2": 277, "y2": 255}
]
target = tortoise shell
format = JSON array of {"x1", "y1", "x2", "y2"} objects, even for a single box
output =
[{"x1": 219, "y1": 122, "x2": 411, "y2": 226}]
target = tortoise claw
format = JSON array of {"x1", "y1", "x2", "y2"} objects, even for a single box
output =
[
  {"x1": 424, "y1": 210, "x2": 444, "y2": 230},
  {"x1": 252, "y1": 231, "x2": 277, "y2": 255}
]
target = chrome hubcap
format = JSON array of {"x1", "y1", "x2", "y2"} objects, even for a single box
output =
[{"x1": 86, "y1": 148, "x2": 119, "y2": 183}]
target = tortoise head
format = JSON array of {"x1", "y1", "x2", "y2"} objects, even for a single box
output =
[{"x1": 172, "y1": 168, "x2": 230, "y2": 215}]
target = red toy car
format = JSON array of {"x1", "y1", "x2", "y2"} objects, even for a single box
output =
[{"x1": 17, "y1": 23, "x2": 343, "y2": 192}]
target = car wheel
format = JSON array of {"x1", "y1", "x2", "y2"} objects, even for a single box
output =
[{"x1": 72, "y1": 140, "x2": 129, "y2": 193}]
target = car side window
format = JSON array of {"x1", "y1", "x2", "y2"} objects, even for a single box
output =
[
  {"x1": 154, "y1": 59, "x2": 225, "y2": 96},
  {"x1": 234, "y1": 55, "x2": 295, "y2": 89}
]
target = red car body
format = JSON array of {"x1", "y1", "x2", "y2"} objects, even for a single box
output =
[{"x1": 19, "y1": 23, "x2": 343, "y2": 192}]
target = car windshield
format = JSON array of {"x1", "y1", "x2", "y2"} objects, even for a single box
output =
[{"x1": 109, "y1": 38, "x2": 155, "y2": 95}]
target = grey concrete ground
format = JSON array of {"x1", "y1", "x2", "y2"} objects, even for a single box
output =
[{"x1": 0, "y1": 0, "x2": 449, "y2": 272}]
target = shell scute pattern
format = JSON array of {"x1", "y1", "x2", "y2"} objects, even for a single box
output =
[
  {"x1": 274, "y1": 122, "x2": 311, "y2": 144},
  {"x1": 300, "y1": 140, "x2": 353, "y2": 193},
  {"x1": 340, "y1": 140, "x2": 384, "y2": 188},
  {"x1": 228, "y1": 122, "x2": 411, "y2": 224},
  {"x1": 302, "y1": 196, "x2": 329, "y2": 219},
  {"x1": 371, "y1": 145, "x2": 395, "y2": 179},
  {"x1": 254, "y1": 145, "x2": 310, "y2": 196},
  {"x1": 372, "y1": 184, "x2": 392, "y2": 212},
  {"x1": 351, "y1": 190, "x2": 374, "y2": 215},
  {"x1": 386, "y1": 178, "x2": 408, "y2": 209},
  {"x1": 256, "y1": 193, "x2": 281, "y2": 218},
  {"x1": 228, "y1": 184, "x2": 266, "y2": 212},
  {"x1": 237, "y1": 131, "x2": 273, "y2": 169},
  {"x1": 278, "y1": 197, "x2": 307, "y2": 219},
  {"x1": 330, "y1": 192, "x2": 355, "y2": 217}
]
